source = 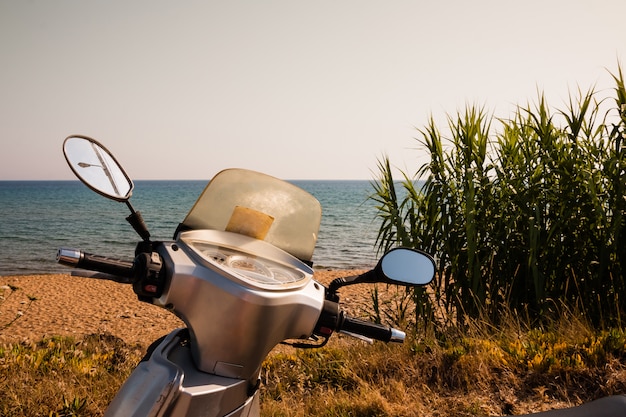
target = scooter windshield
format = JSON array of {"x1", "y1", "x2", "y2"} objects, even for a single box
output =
[{"x1": 179, "y1": 169, "x2": 322, "y2": 263}]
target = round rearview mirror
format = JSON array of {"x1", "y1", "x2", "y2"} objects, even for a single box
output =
[
  {"x1": 63, "y1": 135, "x2": 133, "y2": 202},
  {"x1": 379, "y1": 247, "x2": 435, "y2": 286}
]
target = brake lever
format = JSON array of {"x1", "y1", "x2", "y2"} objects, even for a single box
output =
[
  {"x1": 70, "y1": 270, "x2": 134, "y2": 284},
  {"x1": 339, "y1": 330, "x2": 374, "y2": 344}
]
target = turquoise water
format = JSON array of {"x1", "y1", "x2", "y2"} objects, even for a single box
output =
[{"x1": 0, "y1": 180, "x2": 382, "y2": 275}]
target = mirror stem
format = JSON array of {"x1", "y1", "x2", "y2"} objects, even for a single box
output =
[
  {"x1": 328, "y1": 270, "x2": 376, "y2": 293},
  {"x1": 125, "y1": 201, "x2": 151, "y2": 242},
  {"x1": 327, "y1": 277, "x2": 348, "y2": 294}
]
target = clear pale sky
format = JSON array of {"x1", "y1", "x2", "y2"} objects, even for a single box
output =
[{"x1": 1, "y1": 1, "x2": 624, "y2": 180}]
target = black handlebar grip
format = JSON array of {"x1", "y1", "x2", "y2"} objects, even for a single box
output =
[
  {"x1": 57, "y1": 248, "x2": 135, "y2": 279},
  {"x1": 340, "y1": 315, "x2": 405, "y2": 343}
]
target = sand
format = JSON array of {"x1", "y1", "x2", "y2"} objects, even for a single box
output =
[{"x1": 0, "y1": 269, "x2": 369, "y2": 346}]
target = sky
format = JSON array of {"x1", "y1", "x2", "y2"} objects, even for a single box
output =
[{"x1": 1, "y1": 1, "x2": 625, "y2": 181}]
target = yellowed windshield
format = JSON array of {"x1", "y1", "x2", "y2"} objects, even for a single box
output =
[{"x1": 179, "y1": 169, "x2": 322, "y2": 263}]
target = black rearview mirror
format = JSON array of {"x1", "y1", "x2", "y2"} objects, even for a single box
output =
[
  {"x1": 63, "y1": 135, "x2": 133, "y2": 202},
  {"x1": 379, "y1": 247, "x2": 435, "y2": 286},
  {"x1": 327, "y1": 247, "x2": 435, "y2": 293},
  {"x1": 62, "y1": 135, "x2": 151, "y2": 241}
]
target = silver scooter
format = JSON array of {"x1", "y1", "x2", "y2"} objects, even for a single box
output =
[
  {"x1": 58, "y1": 135, "x2": 626, "y2": 417},
  {"x1": 57, "y1": 135, "x2": 435, "y2": 417}
]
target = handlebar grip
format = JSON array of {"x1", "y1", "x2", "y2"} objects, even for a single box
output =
[
  {"x1": 57, "y1": 248, "x2": 135, "y2": 279},
  {"x1": 340, "y1": 315, "x2": 405, "y2": 343}
]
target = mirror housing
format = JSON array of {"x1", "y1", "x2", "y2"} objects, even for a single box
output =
[
  {"x1": 327, "y1": 247, "x2": 435, "y2": 294},
  {"x1": 63, "y1": 135, "x2": 151, "y2": 242},
  {"x1": 63, "y1": 135, "x2": 134, "y2": 202},
  {"x1": 379, "y1": 247, "x2": 435, "y2": 285}
]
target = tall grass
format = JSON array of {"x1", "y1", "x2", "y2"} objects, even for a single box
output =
[{"x1": 372, "y1": 65, "x2": 626, "y2": 328}]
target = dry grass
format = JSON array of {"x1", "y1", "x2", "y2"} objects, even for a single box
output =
[
  {"x1": 2, "y1": 314, "x2": 623, "y2": 417},
  {"x1": 261, "y1": 316, "x2": 626, "y2": 417},
  {"x1": 0, "y1": 334, "x2": 143, "y2": 416}
]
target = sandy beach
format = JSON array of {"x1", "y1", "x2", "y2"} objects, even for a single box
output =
[{"x1": 0, "y1": 269, "x2": 370, "y2": 346}]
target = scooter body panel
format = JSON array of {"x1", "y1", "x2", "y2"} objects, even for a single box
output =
[{"x1": 105, "y1": 329, "x2": 258, "y2": 417}]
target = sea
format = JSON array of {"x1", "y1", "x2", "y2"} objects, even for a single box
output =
[{"x1": 0, "y1": 180, "x2": 384, "y2": 276}]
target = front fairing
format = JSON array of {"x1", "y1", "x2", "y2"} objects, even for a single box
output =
[
  {"x1": 177, "y1": 168, "x2": 322, "y2": 264},
  {"x1": 156, "y1": 231, "x2": 325, "y2": 381}
]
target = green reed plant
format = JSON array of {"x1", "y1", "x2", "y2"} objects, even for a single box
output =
[{"x1": 372, "y1": 65, "x2": 626, "y2": 328}]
